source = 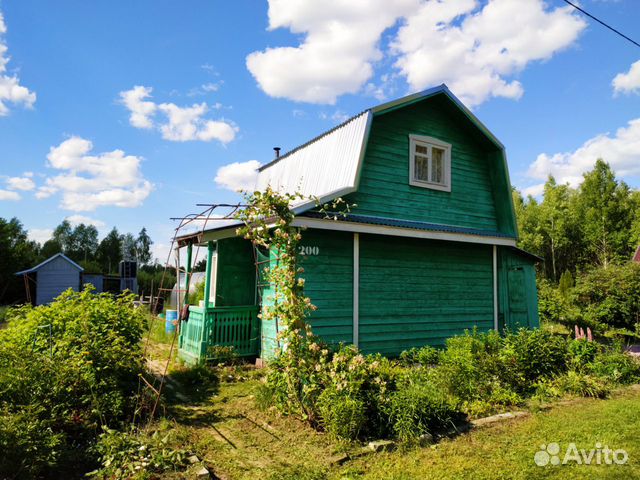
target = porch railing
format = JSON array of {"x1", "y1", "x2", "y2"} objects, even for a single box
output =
[{"x1": 178, "y1": 305, "x2": 260, "y2": 364}]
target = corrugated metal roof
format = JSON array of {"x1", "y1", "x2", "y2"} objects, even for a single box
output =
[
  {"x1": 254, "y1": 111, "x2": 372, "y2": 206},
  {"x1": 300, "y1": 211, "x2": 514, "y2": 238},
  {"x1": 15, "y1": 253, "x2": 84, "y2": 275}
]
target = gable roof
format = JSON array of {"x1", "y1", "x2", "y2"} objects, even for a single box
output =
[
  {"x1": 177, "y1": 84, "x2": 517, "y2": 245},
  {"x1": 254, "y1": 84, "x2": 508, "y2": 215},
  {"x1": 15, "y1": 253, "x2": 84, "y2": 275}
]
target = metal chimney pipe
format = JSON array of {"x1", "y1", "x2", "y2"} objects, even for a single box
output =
[{"x1": 274, "y1": 147, "x2": 281, "y2": 158}]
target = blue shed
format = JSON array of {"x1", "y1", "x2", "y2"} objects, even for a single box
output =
[{"x1": 15, "y1": 253, "x2": 84, "y2": 305}]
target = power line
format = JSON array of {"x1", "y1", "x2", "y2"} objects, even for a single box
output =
[{"x1": 561, "y1": 0, "x2": 640, "y2": 49}]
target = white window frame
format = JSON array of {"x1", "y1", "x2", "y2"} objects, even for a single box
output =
[{"x1": 409, "y1": 134, "x2": 452, "y2": 192}]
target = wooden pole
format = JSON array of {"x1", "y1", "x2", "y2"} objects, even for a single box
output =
[{"x1": 183, "y1": 243, "x2": 193, "y2": 306}]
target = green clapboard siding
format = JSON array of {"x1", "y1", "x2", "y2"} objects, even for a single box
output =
[
  {"x1": 498, "y1": 247, "x2": 539, "y2": 331},
  {"x1": 359, "y1": 234, "x2": 494, "y2": 356},
  {"x1": 347, "y1": 95, "x2": 501, "y2": 231},
  {"x1": 298, "y1": 229, "x2": 353, "y2": 345},
  {"x1": 215, "y1": 237, "x2": 255, "y2": 307}
]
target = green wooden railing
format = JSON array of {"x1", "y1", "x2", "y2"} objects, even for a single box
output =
[{"x1": 178, "y1": 305, "x2": 260, "y2": 364}]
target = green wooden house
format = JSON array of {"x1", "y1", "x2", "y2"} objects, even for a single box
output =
[{"x1": 176, "y1": 85, "x2": 540, "y2": 364}]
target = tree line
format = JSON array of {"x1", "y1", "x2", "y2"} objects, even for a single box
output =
[
  {"x1": 0, "y1": 218, "x2": 160, "y2": 304},
  {"x1": 514, "y1": 159, "x2": 640, "y2": 282}
]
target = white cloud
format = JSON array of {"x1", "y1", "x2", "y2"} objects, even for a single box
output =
[
  {"x1": 520, "y1": 183, "x2": 545, "y2": 198},
  {"x1": 65, "y1": 214, "x2": 106, "y2": 228},
  {"x1": 187, "y1": 81, "x2": 222, "y2": 96},
  {"x1": 0, "y1": 11, "x2": 36, "y2": 115},
  {"x1": 613, "y1": 59, "x2": 640, "y2": 96},
  {"x1": 526, "y1": 118, "x2": 640, "y2": 192},
  {"x1": 119, "y1": 85, "x2": 157, "y2": 129},
  {"x1": 39, "y1": 136, "x2": 154, "y2": 211},
  {"x1": 319, "y1": 110, "x2": 350, "y2": 123},
  {"x1": 152, "y1": 241, "x2": 172, "y2": 265},
  {"x1": 392, "y1": 0, "x2": 586, "y2": 107},
  {"x1": 214, "y1": 160, "x2": 262, "y2": 192},
  {"x1": 0, "y1": 189, "x2": 20, "y2": 200},
  {"x1": 28, "y1": 228, "x2": 53, "y2": 245},
  {"x1": 246, "y1": 0, "x2": 418, "y2": 104},
  {"x1": 35, "y1": 185, "x2": 57, "y2": 199},
  {"x1": 5, "y1": 175, "x2": 35, "y2": 191},
  {"x1": 247, "y1": 0, "x2": 585, "y2": 107},
  {"x1": 158, "y1": 102, "x2": 237, "y2": 143},
  {"x1": 120, "y1": 86, "x2": 237, "y2": 144}
]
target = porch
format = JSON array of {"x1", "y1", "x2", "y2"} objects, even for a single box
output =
[
  {"x1": 176, "y1": 237, "x2": 261, "y2": 364},
  {"x1": 178, "y1": 304, "x2": 260, "y2": 364}
]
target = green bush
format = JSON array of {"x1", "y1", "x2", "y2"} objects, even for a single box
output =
[
  {"x1": 266, "y1": 339, "x2": 400, "y2": 440},
  {"x1": 89, "y1": 425, "x2": 189, "y2": 479},
  {"x1": 0, "y1": 406, "x2": 64, "y2": 478},
  {"x1": 574, "y1": 263, "x2": 640, "y2": 330},
  {"x1": 399, "y1": 345, "x2": 439, "y2": 366},
  {"x1": 500, "y1": 328, "x2": 569, "y2": 393},
  {"x1": 567, "y1": 339, "x2": 601, "y2": 370},
  {"x1": 0, "y1": 287, "x2": 146, "y2": 477},
  {"x1": 539, "y1": 370, "x2": 610, "y2": 399},
  {"x1": 589, "y1": 343, "x2": 640, "y2": 384},
  {"x1": 430, "y1": 329, "x2": 504, "y2": 402},
  {"x1": 384, "y1": 379, "x2": 459, "y2": 442},
  {"x1": 537, "y1": 279, "x2": 580, "y2": 327},
  {"x1": 317, "y1": 387, "x2": 367, "y2": 440}
]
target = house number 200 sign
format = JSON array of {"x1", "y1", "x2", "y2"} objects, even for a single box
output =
[{"x1": 299, "y1": 246, "x2": 320, "y2": 256}]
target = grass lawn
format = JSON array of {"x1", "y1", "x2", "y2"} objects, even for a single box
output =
[
  {"x1": 340, "y1": 387, "x2": 640, "y2": 480},
  {"x1": 154, "y1": 365, "x2": 640, "y2": 480},
  {"x1": 143, "y1": 322, "x2": 640, "y2": 480}
]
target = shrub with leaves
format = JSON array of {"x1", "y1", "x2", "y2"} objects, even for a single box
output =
[
  {"x1": 0, "y1": 287, "x2": 146, "y2": 477},
  {"x1": 317, "y1": 386, "x2": 367, "y2": 440},
  {"x1": 588, "y1": 342, "x2": 640, "y2": 384},
  {"x1": 430, "y1": 329, "x2": 508, "y2": 402},
  {"x1": 536, "y1": 370, "x2": 610, "y2": 399},
  {"x1": 500, "y1": 328, "x2": 569, "y2": 393},
  {"x1": 399, "y1": 345, "x2": 440, "y2": 367},
  {"x1": 537, "y1": 279, "x2": 580, "y2": 327},
  {"x1": 574, "y1": 263, "x2": 640, "y2": 330},
  {"x1": 384, "y1": 378, "x2": 459, "y2": 442},
  {"x1": 89, "y1": 425, "x2": 189, "y2": 479}
]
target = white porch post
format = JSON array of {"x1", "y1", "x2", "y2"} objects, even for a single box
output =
[
  {"x1": 493, "y1": 245, "x2": 498, "y2": 331},
  {"x1": 353, "y1": 233, "x2": 360, "y2": 347}
]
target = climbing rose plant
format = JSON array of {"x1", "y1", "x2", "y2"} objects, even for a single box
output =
[{"x1": 236, "y1": 187, "x2": 357, "y2": 423}]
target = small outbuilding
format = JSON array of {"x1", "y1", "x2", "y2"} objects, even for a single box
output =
[{"x1": 16, "y1": 253, "x2": 84, "y2": 305}]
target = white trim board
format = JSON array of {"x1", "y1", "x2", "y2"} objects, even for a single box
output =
[
  {"x1": 493, "y1": 245, "x2": 498, "y2": 331},
  {"x1": 293, "y1": 217, "x2": 517, "y2": 247},
  {"x1": 353, "y1": 233, "x2": 359, "y2": 347}
]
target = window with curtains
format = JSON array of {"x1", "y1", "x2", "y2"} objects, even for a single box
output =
[{"x1": 409, "y1": 134, "x2": 451, "y2": 192}]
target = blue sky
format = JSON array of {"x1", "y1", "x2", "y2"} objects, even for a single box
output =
[{"x1": 0, "y1": 0, "x2": 639, "y2": 261}]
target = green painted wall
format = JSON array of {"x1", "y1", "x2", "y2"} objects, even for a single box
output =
[
  {"x1": 298, "y1": 229, "x2": 353, "y2": 345},
  {"x1": 347, "y1": 95, "x2": 504, "y2": 232},
  {"x1": 215, "y1": 237, "x2": 255, "y2": 307},
  {"x1": 498, "y1": 248, "x2": 539, "y2": 330},
  {"x1": 358, "y1": 234, "x2": 494, "y2": 355}
]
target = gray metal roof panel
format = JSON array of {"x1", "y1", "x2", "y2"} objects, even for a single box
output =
[{"x1": 300, "y1": 211, "x2": 515, "y2": 239}]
